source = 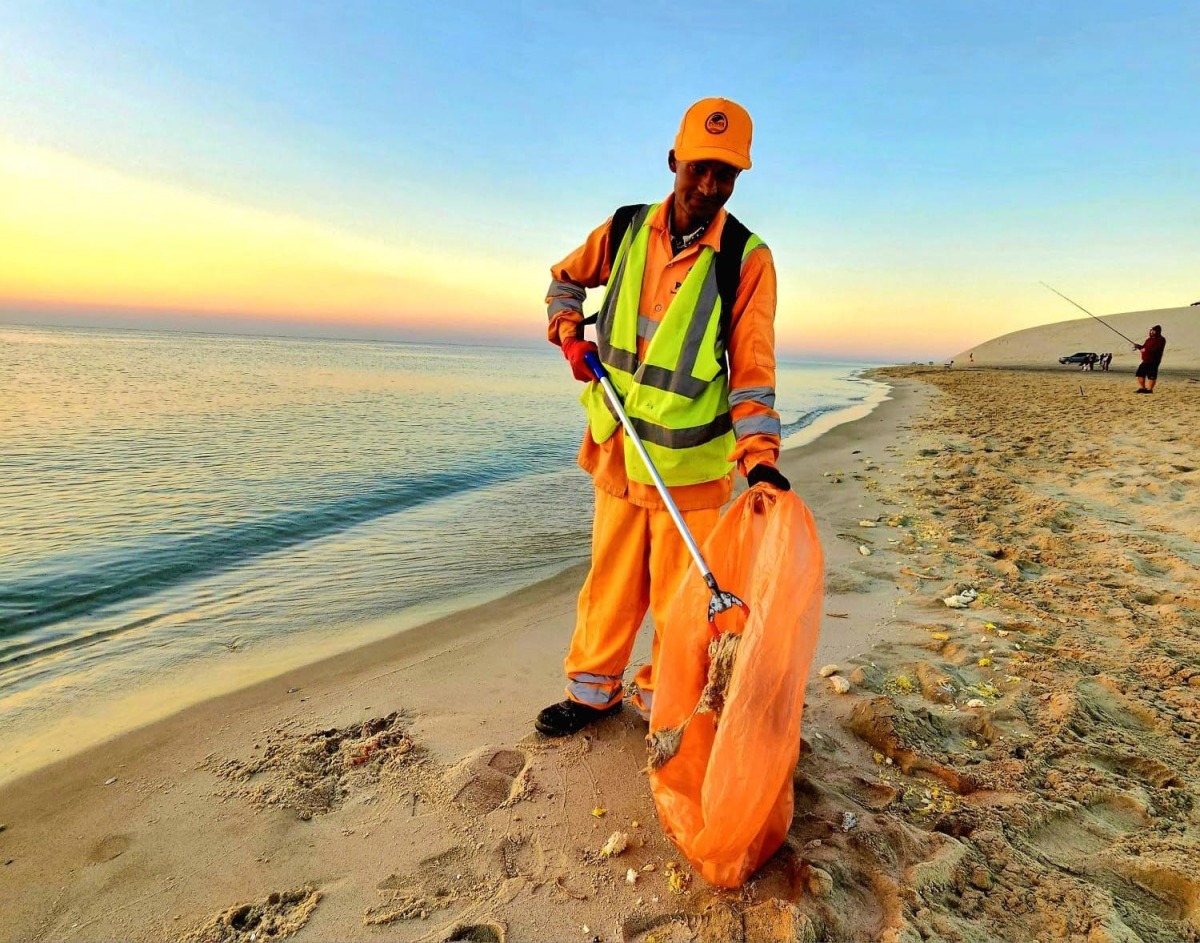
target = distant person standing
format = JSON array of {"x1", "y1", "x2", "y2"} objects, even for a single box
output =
[
  {"x1": 1101, "y1": 352, "x2": 1112, "y2": 371},
  {"x1": 1133, "y1": 326, "x2": 1166, "y2": 394}
]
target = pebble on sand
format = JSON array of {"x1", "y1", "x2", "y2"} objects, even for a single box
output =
[
  {"x1": 819, "y1": 664, "x2": 839, "y2": 677},
  {"x1": 807, "y1": 866, "x2": 835, "y2": 898},
  {"x1": 858, "y1": 545, "x2": 873, "y2": 556},
  {"x1": 830, "y1": 676, "x2": 851, "y2": 694}
]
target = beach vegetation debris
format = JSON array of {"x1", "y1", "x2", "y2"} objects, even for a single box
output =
[
  {"x1": 886, "y1": 674, "x2": 917, "y2": 695},
  {"x1": 646, "y1": 632, "x2": 743, "y2": 771},
  {"x1": 591, "y1": 806, "x2": 607, "y2": 818},
  {"x1": 665, "y1": 861, "x2": 691, "y2": 894},
  {"x1": 600, "y1": 831, "x2": 629, "y2": 857},
  {"x1": 858, "y1": 520, "x2": 879, "y2": 528},
  {"x1": 842, "y1": 811, "x2": 859, "y2": 831},
  {"x1": 697, "y1": 632, "x2": 740, "y2": 715},
  {"x1": 931, "y1": 632, "x2": 951, "y2": 641},
  {"x1": 829, "y1": 676, "x2": 851, "y2": 694},
  {"x1": 977, "y1": 657, "x2": 993, "y2": 668},
  {"x1": 917, "y1": 785, "x2": 957, "y2": 816},
  {"x1": 819, "y1": 664, "x2": 840, "y2": 677},
  {"x1": 646, "y1": 724, "x2": 687, "y2": 771}
]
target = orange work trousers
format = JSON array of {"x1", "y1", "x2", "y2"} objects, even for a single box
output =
[{"x1": 565, "y1": 486, "x2": 720, "y2": 717}]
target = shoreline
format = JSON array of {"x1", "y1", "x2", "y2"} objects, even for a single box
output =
[
  {"x1": 0, "y1": 377, "x2": 927, "y2": 942},
  {"x1": 0, "y1": 380, "x2": 894, "y2": 789},
  {"x1": 7, "y1": 369, "x2": 1195, "y2": 941}
]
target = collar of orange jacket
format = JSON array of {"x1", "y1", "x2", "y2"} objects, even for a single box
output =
[{"x1": 650, "y1": 195, "x2": 728, "y2": 254}]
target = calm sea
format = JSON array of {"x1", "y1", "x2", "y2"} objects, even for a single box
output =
[{"x1": 0, "y1": 324, "x2": 884, "y2": 778}]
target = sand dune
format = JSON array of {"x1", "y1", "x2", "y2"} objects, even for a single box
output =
[{"x1": 951, "y1": 306, "x2": 1198, "y2": 372}]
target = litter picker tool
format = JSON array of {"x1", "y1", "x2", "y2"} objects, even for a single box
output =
[
  {"x1": 583, "y1": 350, "x2": 748, "y2": 628},
  {"x1": 1039, "y1": 282, "x2": 1140, "y2": 347}
]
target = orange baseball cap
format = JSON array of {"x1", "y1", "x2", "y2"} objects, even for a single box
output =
[{"x1": 674, "y1": 97, "x2": 753, "y2": 170}]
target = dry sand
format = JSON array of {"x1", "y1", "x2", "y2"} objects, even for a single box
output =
[
  {"x1": 2, "y1": 370, "x2": 1198, "y2": 943},
  {"x1": 950, "y1": 305, "x2": 1198, "y2": 372}
]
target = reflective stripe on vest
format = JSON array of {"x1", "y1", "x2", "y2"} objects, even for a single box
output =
[{"x1": 581, "y1": 204, "x2": 761, "y2": 487}]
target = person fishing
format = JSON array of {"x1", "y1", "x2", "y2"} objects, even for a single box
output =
[
  {"x1": 536, "y1": 97, "x2": 787, "y2": 737},
  {"x1": 1133, "y1": 325, "x2": 1166, "y2": 394}
]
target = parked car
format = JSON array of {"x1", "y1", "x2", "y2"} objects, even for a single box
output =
[{"x1": 1059, "y1": 352, "x2": 1098, "y2": 365}]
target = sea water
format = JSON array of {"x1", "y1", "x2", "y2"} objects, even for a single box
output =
[{"x1": 0, "y1": 324, "x2": 883, "y2": 778}]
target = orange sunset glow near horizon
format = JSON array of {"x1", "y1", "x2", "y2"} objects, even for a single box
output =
[
  {"x1": 2, "y1": 5, "x2": 1197, "y2": 361},
  {"x1": 1, "y1": 141, "x2": 537, "y2": 341}
]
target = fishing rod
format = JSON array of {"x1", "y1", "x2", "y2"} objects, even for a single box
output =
[{"x1": 1039, "y1": 282, "x2": 1140, "y2": 347}]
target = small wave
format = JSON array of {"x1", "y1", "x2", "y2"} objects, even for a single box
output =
[
  {"x1": 779, "y1": 405, "x2": 840, "y2": 440},
  {"x1": 0, "y1": 461, "x2": 531, "y2": 638}
]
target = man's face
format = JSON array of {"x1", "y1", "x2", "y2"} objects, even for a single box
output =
[{"x1": 669, "y1": 151, "x2": 739, "y2": 222}]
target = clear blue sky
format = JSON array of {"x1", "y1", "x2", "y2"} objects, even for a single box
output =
[{"x1": 2, "y1": 1, "x2": 1197, "y2": 359}]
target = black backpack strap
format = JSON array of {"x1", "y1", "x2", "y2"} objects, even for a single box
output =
[
  {"x1": 606, "y1": 203, "x2": 647, "y2": 271},
  {"x1": 716, "y1": 212, "x2": 752, "y2": 343},
  {"x1": 583, "y1": 204, "x2": 648, "y2": 326}
]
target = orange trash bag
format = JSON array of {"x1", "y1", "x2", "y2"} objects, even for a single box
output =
[{"x1": 647, "y1": 484, "x2": 824, "y2": 888}]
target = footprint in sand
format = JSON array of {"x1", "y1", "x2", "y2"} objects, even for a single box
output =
[
  {"x1": 1024, "y1": 792, "x2": 1150, "y2": 869},
  {"x1": 1101, "y1": 858, "x2": 1200, "y2": 936},
  {"x1": 445, "y1": 922, "x2": 506, "y2": 942},
  {"x1": 87, "y1": 833, "x2": 132, "y2": 864},
  {"x1": 1051, "y1": 747, "x2": 1184, "y2": 789},
  {"x1": 366, "y1": 847, "x2": 480, "y2": 926},
  {"x1": 448, "y1": 748, "x2": 529, "y2": 815}
]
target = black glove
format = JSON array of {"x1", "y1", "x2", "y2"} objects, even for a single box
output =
[{"x1": 747, "y1": 463, "x2": 791, "y2": 491}]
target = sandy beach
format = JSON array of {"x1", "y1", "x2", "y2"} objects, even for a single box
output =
[{"x1": 3, "y1": 368, "x2": 1198, "y2": 943}]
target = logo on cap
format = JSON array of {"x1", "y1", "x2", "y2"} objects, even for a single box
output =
[{"x1": 705, "y1": 112, "x2": 728, "y2": 135}]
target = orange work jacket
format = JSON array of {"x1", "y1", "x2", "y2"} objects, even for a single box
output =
[{"x1": 547, "y1": 195, "x2": 780, "y2": 511}]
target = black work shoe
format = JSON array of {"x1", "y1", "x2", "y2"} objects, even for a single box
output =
[{"x1": 535, "y1": 699, "x2": 622, "y2": 737}]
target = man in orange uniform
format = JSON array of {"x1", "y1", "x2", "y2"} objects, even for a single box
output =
[{"x1": 536, "y1": 98, "x2": 787, "y2": 737}]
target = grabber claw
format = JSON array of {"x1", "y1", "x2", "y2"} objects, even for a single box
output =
[{"x1": 704, "y1": 573, "x2": 750, "y2": 629}]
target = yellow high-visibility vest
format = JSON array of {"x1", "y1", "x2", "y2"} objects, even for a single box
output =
[{"x1": 580, "y1": 203, "x2": 763, "y2": 487}]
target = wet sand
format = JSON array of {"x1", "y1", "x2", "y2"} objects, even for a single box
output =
[{"x1": 2, "y1": 369, "x2": 1197, "y2": 942}]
